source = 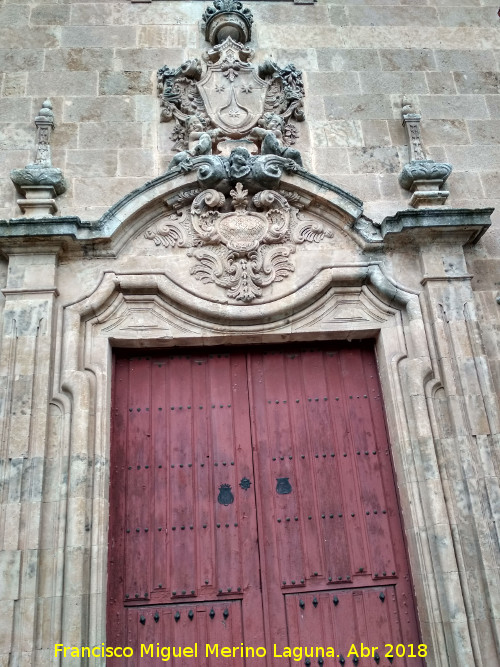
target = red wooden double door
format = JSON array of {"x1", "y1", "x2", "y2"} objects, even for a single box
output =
[{"x1": 108, "y1": 345, "x2": 424, "y2": 666}]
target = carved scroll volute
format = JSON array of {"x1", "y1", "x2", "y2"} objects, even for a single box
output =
[
  {"x1": 191, "y1": 189, "x2": 226, "y2": 242},
  {"x1": 253, "y1": 190, "x2": 290, "y2": 242}
]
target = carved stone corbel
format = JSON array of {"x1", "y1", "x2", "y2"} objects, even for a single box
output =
[
  {"x1": 10, "y1": 100, "x2": 67, "y2": 218},
  {"x1": 398, "y1": 97, "x2": 452, "y2": 208}
]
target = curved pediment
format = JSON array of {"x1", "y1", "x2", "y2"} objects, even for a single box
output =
[{"x1": 89, "y1": 166, "x2": 385, "y2": 317}]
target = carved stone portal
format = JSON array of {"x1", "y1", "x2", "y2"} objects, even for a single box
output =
[{"x1": 144, "y1": 183, "x2": 332, "y2": 302}]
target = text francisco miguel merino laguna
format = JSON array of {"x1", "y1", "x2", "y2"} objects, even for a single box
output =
[{"x1": 54, "y1": 643, "x2": 374, "y2": 661}]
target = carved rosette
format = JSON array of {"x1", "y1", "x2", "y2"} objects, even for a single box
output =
[{"x1": 144, "y1": 184, "x2": 332, "y2": 303}]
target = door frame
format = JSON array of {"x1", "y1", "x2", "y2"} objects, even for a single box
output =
[{"x1": 52, "y1": 267, "x2": 459, "y2": 666}]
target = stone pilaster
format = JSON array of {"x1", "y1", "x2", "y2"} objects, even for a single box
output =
[
  {"x1": 383, "y1": 208, "x2": 500, "y2": 665},
  {"x1": 0, "y1": 246, "x2": 59, "y2": 666}
]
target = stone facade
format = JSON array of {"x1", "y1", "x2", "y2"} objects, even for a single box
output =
[{"x1": 0, "y1": 1, "x2": 499, "y2": 666}]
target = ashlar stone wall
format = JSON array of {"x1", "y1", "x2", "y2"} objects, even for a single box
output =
[
  {"x1": 0, "y1": 0, "x2": 498, "y2": 227},
  {"x1": 1, "y1": 0, "x2": 498, "y2": 417}
]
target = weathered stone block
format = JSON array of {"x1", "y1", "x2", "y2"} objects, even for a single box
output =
[
  {"x1": 257, "y1": 25, "x2": 345, "y2": 49},
  {"x1": 486, "y1": 95, "x2": 500, "y2": 119},
  {"x1": 44, "y1": 47, "x2": 114, "y2": 72},
  {"x1": 0, "y1": 27, "x2": 60, "y2": 49},
  {"x1": 436, "y1": 6, "x2": 494, "y2": 28},
  {"x1": 99, "y1": 71, "x2": 154, "y2": 96},
  {"x1": 27, "y1": 71, "x2": 98, "y2": 97},
  {"x1": 2, "y1": 73, "x2": 28, "y2": 98},
  {"x1": 317, "y1": 48, "x2": 381, "y2": 72},
  {"x1": 309, "y1": 119, "x2": 362, "y2": 148},
  {"x1": 72, "y1": 176, "x2": 147, "y2": 208},
  {"x1": 312, "y1": 147, "x2": 349, "y2": 174},
  {"x1": 31, "y1": 5, "x2": 71, "y2": 26},
  {"x1": 324, "y1": 94, "x2": 393, "y2": 119},
  {"x1": 426, "y1": 72, "x2": 457, "y2": 95},
  {"x1": 454, "y1": 72, "x2": 500, "y2": 95},
  {"x1": 434, "y1": 49, "x2": 497, "y2": 71},
  {"x1": 305, "y1": 72, "x2": 360, "y2": 96},
  {"x1": 349, "y1": 146, "x2": 402, "y2": 174},
  {"x1": 445, "y1": 145, "x2": 500, "y2": 170},
  {"x1": 134, "y1": 95, "x2": 157, "y2": 122},
  {"x1": 361, "y1": 120, "x2": 392, "y2": 147},
  {"x1": 467, "y1": 120, "x2": 500, "y2": 145},
  {"x1": 77, "y1": 122, "x2": 143, "y2": 149},
  {"x1": 69, "y1": 3, "x2": 114, "y2": 26},
  {"x1": 271, "y1": 48, "x2": 318, "y2": 72},
  {"x1": 61, "y1": 25, "x2": 136, "y2": 48},
  {"x1": 252, "y1": 3, "x2": 330, "y2": 25},
  {"x1": 0, "y1": 5, "x2": 29, "y2": 26},
  {"x1": 65, "y1": 150, "x2": 118, "y2": 177},
  {"x1": 480, "y1": 171, "x2": 500, "y2": 198},
  {"x1": 63, "y1": 96, "x2": 134, "y2": 123},
  {"x1": 0, "y1": 98, "x2": 31, "y2": 123},
  {"x1": 0, "y1": 49, "x2": 44, "y2": 73},
  {"x1": 0, "y1": 550, "x2": 21, "y2": 600},
  {"x1": 419, "y1": 94, "x2": 489, "y2": 119},
  {"x1": 359, "y1": 71, "x2": 428, "y2": 94},
  {"x1": 346, "y1": 5, "x2": 438, "y2": 26},
  {"x1": 117, "y1": 149, "x2": 155, "y2": 177},
  {"x1": 137, "y1": 25, "x2": 198, "y2": 48},
  {"x1": 335, "y1": 173, "x2": 381, "y2": 201},
  {"x1": 114, "y1": 47, "x2": 185, "y2": 71},
  {"x1": 379, "y1": 48, "x2": 436, "y2": 71}
]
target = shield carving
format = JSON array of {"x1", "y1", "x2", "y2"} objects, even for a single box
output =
[{"x1": 197, "y1": 40, "x2": 268, "y2": 136}]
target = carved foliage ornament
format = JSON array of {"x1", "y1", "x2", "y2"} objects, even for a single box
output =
[{"x1": 144, "y1": 184, "x2": 332, "y2": 303}]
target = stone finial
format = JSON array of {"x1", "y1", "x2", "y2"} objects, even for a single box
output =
[
  {"x1": 10, "y1": 99, "x2": 67, "y2": 218},
  {"x1": 398, "y1": 96, "x2": 452, "y2": 208},
  {"x1": 202, "y1": 0, "x2": 253, "y2": 45}
]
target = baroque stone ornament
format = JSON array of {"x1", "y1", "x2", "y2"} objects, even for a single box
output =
[
  {"x1": 398, "y1": 97, "x2": 452, "y2": 208},
  {"x1": 145, "y1": 183, "x2": 333, "y2": 303},
  {"x1": 10, "y1": 100, "x2": 67, "y2": 218},
  {"x1": 157, "y1": 26, "x2": 305, "y2": 186},
  {"x1": 201, "y1": 0, "x2": 254, "y2": 46}
]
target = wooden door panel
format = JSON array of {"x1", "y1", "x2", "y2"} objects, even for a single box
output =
[
  {"x1": 247, "y1": 347, "x2": 422, "y2": 663},
  {"x1": 109, "y1": 345, "x2": 423, "y2": 666},
  {"x1": 285, "y1": 588, "x2": 420, "y2": 666},
  {"x1": 125, "y1": 601, "x2": 244, "y2": 667},
  {"x1": 108, "y1": 352, "x2": 264, "y2": 662}
]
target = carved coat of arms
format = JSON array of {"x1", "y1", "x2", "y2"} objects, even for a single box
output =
[{"x1": 157, "y1": 33, "x2": 304, "y2": 158}]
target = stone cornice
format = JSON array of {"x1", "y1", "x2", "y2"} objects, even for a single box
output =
[{"x1": 381, "y1": 207, "x2": 493, "y2": 246}]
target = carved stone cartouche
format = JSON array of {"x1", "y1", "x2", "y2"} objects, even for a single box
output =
[{"x1": 144, "y1": 182, "x2": 332, "y2": 303}]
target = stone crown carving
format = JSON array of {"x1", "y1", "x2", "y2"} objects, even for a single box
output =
[{"x1": 202, "y1": 0, "x2": 254, "y2": 45}]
